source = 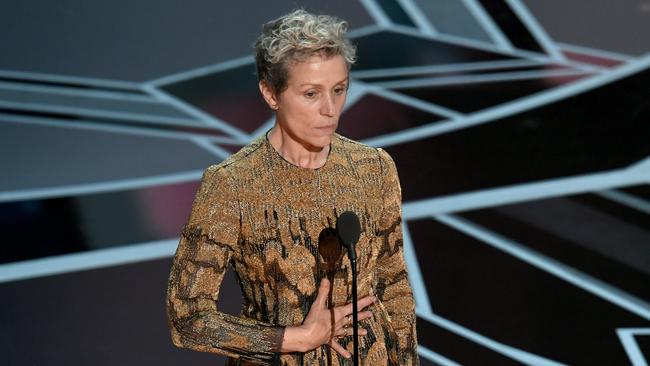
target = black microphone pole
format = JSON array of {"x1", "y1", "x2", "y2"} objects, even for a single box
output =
[
  {"x1": 350, "y1": 248, "x2": 359, "y2": 366},
  {"x1": 336, "y1": 211, "x2": 361, "y2": 366}
]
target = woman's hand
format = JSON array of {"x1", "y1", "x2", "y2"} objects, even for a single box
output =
[{"x1": 280, "y1": 278, "x2": 375, "y2": 358}]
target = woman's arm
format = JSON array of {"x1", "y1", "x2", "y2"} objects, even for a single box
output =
[
  {"x1": 166, "y1": 165, "x2": 283, "y2": 364},
  {"x1": 375, "y1": 148, "x2": 419, "y2": 365}
]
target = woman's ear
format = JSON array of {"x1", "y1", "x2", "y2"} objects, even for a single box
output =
[{"x1": 259, "y1": 81, "x2": 279, "y2": 110}]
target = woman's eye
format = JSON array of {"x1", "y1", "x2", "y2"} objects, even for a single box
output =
[
  {"x1": 305, "y1": 91, "x2": 317, "y2": 98},
  {"x1": 334, "y1": 88, "x2": 346, "y2": 95}
]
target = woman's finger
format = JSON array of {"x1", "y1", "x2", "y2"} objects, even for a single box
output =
[
  {"x1": 341, "y1": 327, "x2": 368, "y2": 336},
  {"x1": 357, "y1": 310, "x2": 373, "y2": 322},
  {"x1": 341, "y1": 295, "x2": 376, "y2": 315},
  {"x1": 356, "y1": 295, "x2": 376, "y2": 311},
  {"x1": 340, "y1": 326, "x2": 368, "y2": 336},
  {"x1": 329, "y1": 339, "x2": 352, "y2": 359},
  {"x1": 314, "y1": 278, "x2": 330, "y2": 308}
]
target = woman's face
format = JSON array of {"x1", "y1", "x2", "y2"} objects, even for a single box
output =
[{"x1": 260, "y1": 54, "x2": 349, "y2": 150}]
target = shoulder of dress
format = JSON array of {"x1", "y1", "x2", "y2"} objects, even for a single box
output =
[
  {"x1": 375, "y1": 147, "x2": 395, "y2": 164},
  {"x1": 204, "y1": 135, "x2": 266, "y2": 175},
  {"x1": 335, "y1": 133, "x2": 395, "y2": 164},
  {"x1": 335, "y1": 133, "x2": 382, "y2": 156}
]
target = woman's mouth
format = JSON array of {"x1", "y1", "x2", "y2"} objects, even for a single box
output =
[{"x1": 315, "y1": 124, "x2": 337, "y2": 132}]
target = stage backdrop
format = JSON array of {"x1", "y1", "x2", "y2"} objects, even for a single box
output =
[{"x1": 1, "y1": 1, "x2": 649, "y2": 365}]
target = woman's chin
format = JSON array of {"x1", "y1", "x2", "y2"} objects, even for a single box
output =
[{"x1": 306, "y1": 134, "x2": 333, "y2": 150}]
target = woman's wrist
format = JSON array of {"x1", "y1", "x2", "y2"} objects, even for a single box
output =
[{"x1": 279, "y1": 325, "x2": 314, "y2": 353}]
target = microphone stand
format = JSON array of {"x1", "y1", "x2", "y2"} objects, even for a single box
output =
[
  {"x1": 336, "y1": 211, "x2": 361, "y2": 366},
  {"x1": 350, "y1": 253, "x2": 359, "y2": 366}
]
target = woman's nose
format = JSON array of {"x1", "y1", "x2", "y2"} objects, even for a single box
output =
[{"x1": 320, "y1": 93, "x2": 336, "y2": 117}]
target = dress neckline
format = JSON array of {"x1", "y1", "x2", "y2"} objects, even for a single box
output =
[{"x1": 264, "y1": 129, "x2": 335, "y2": 172}]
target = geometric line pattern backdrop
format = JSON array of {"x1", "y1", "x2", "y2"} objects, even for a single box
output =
[{"x1": 1, "y1": 1, "x2": 649, "y2": 365}]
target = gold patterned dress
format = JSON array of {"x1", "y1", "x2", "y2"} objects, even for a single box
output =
[{"x1": 166, "y1": 132, "x2": 418, "y2": 365}]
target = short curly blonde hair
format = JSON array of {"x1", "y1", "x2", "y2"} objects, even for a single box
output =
[{"x1": 254, "y1": 9, "x2": 357, "y2": 94}]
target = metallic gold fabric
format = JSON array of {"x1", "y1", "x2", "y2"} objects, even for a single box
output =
[{"x1": 166, "y1": 133, "x2": 418, "y2": 365}]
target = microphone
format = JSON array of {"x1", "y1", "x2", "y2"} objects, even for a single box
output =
[
  {"x1": 336, "y1": 211, "x2": 361, "y2": 366},
  {"x1": 336, "y1": 211, "x2": 361, "y2": 261}
]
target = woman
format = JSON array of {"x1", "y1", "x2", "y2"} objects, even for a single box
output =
[{"x1": 166, "y1": 9, "x2": 418, "y2": 365}]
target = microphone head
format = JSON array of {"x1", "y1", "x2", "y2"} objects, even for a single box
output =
[{"x1": 336, "y1": 211, "x2": 361, "y2": 260}]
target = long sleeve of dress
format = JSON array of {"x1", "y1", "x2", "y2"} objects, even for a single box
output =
[
  {"x1": 166, "y1": 165, "x2": 284, "y2": 364},
  {"x1": 375, "y1": 148, "x2": 419, "y2": 365}
]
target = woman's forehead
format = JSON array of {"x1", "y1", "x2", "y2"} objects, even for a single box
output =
[{"x1": 286, "y1": 54, "x2": 348, "y2": 86}]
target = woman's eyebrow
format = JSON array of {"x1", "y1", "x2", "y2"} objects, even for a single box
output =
[{"x1": 298, "y1": 79, "x2": 349, "y2": 87}]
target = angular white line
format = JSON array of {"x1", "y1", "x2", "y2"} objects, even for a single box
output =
[
  {"x1": 250, "y1": 117, "x2": 276, "y2": 141},
  {"x1": 417, "y1": 311, "x2": 567, "y2": 366},
  {"x1": 403, "y1": 222, "x2": 433, "y2": 314},
  {"x1": 418, "y1": 345, "x2": 461, "y2": 366},
  {"x1": 629, "y1": 156, "x2": 650, "y2": 170},
  {"x1": 359, "y1": 0, "x2": 392, "y2": 27},
  {"x1": 434, "y1": 214, "x2": 650, "y2": 320},
  {"x1": 145, "y1": 55, "x2": 254, "y2": 87},
  {"x1": 343, "y1": 81, "x2": 371, "y2": 108},
  {"x1": 396, "y1": 0, "x2": 437, "y2": 35},
  {"x1": 191, "y1": 137, "x2": 231, "y2": 160},
  {"x1": 505, "y1": 0, "x2": 566, "y2": 62},
  {"x1": 617, "y1": 328, "x2": 650, "y2": 366},
  {"x1": 0, "y1": 238, "x2": 179, "y2": 283},
  {"x1": 0, "y1": 170, "x2": 204, "y2": 203},
  {"x1": 0, "y1": 80, "x2": 157, "y2": 103},
  {"x1": 351, "y1": 59, "x2": 543, "y2": 79},
  {"x1": 143, "y1": 85, "x2": 251, "y2": 142},
  {"x1": 347, "y1": 24, "x2": 384, "y2": 39},
  {"x1": 557, "y1": 42, "x2": 635, "y2": 62},
  {"x1": 460, "y1": 0, "x2": 515, "y2": 51},
  {"x1": 0, "y1": 100, "x2": 200, "y2": 126},
  {"x1": 0, "y1": 113, "x2": 240, "y2": 145},
  {"x1": 0, "y1": 69, "x2": 142, "y2": 90},
  {"x1": 386, "y1": 24, "x2": 605, "y2": 73},
  {"x1": 387, "y1": 23, "x2": 550, "y2": 62},
  {"x1": 373, "y1": 69, "x2": 591, "y2": 89},
  {"x1": 597, "y1": 189, "x2": 650, "y2": 215},
  {"x1": 362, "y1": 53, "x2": 650, "y2": 148},
  {"x1": 364, "y1": 84, "x2": 463, "y2": 118},
  {"x1": 402, "y1": 160, "x2": 650, "y2": 218}
]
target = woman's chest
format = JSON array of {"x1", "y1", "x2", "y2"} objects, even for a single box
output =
[{"x1": 233, "y1": 175, "x2": 384, "y2": 291}]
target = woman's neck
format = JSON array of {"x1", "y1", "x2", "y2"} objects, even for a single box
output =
[{"x1": 267, "y1": 125, "x2": 330, "y2": 169}]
